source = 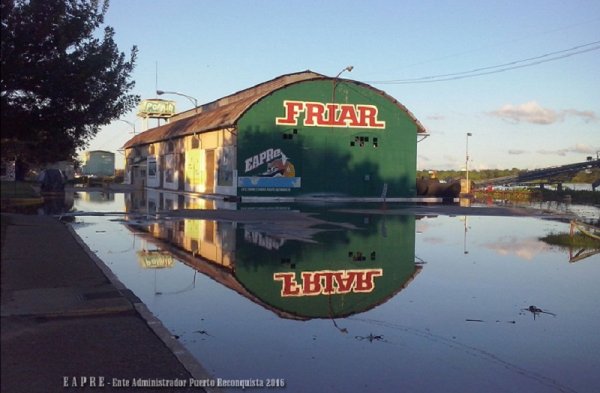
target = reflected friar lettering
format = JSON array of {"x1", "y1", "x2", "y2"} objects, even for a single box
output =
[{"x1": 273, "y1": 269, "x2": 383, "y2": 297}]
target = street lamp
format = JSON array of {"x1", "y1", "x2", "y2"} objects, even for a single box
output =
[
  {"x1": 332, "y1": 65, "x2": 354, "y2": 109},
  {"x1": 117, "y1": 119, "x2": 136, "y2": 135},
  {"x1": 156, "y1": 90, "x2": 199, "y2": 111},
  {"x1": 335, "y1": 65, "x2": 354, "y2": 79},
  {"x1": 466, "y1": 132, "x2": 472, "y2": 194}
]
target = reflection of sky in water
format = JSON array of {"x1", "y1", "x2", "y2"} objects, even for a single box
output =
[
  {"x1": 71, "y1": 194, "x2": 600, "y2": 393},
  {"x1": 71, "y1": 191, "x2": 125, "y2": 212}
]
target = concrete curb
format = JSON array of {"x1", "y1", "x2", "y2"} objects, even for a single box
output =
[{"x1": 65, "y1": 221, "x2": 223, "y2": 393}]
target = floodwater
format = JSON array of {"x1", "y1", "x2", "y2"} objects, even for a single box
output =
[{"x1": 69, "y1": 191, "x2": 599, "y2": 393}]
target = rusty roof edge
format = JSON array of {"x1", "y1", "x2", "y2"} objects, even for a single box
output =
[
  {"x1": 169, "y1": 70, "x2": 326, "y2": 122},
  {"x1": 123, "y1": 71, "x2": 426, "y2": 149},
  {"x1": 338, "y1": 78, "x2": 427, "y2": 134},
  {"x1": 234, "y1": 76, "x2": 428, "y2": 135},
  {"x1": 122, "y1": 123, "x2": 236, "y2": 149},
  {"x1": 124, "y1": 71, "x2": 326, "y2": 149}
]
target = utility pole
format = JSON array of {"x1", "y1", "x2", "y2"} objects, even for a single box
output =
[{"x1": 465, "y1": 132, "x2": 472, "y2": 194}]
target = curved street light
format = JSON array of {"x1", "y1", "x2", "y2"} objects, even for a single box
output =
[
  {"x1": 332, "y1": 66, "x2": 354, "y2": 114},
  {"x1": 117, "y1": 119, "x2": 136, "y2": 135},
  {"x1": 156, "y1": 90, "x2": 199, "y2": 111},
  {"x1": 335, "y1": 65, "x2": 354, "y2": 79}
]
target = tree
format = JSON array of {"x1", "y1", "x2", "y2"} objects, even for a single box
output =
[{"x1": 1, "y1": 0, "x2": 139, "y2": 167}]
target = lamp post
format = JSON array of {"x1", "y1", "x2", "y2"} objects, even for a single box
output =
[
  {"x1": 156, "y1": 90, "x2": 199, "y2": 111},
  {"x1": 118, "y1": 119, "x2": 136, "y2": 135},
  {"x1": 335, "y1": 65, "x2": 354, "y2": 79},
  {"x1": 466, "y1": 132, "x2": 472, "y2": 194},
  {"x1": 332, "y1": 66, "x2": 354, "y2": 123},
  {"x1": 333, "y1": 66, "x2": 353, "y2": 94}
]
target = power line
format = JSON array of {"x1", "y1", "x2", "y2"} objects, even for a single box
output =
[
  {"x1": 388, "y1": 41, "x2": 599, "y2": 81},
  {"x1": 366, "y1": 41, "x2": 600, "y2": 84}
]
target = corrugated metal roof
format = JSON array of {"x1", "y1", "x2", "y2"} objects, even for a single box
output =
[{"x1": 123, "y1": 70, "x2": 425, "y2": 149}]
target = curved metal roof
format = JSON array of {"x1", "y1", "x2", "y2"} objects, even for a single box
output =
[{"x1": 123, "y1": 70, "x2": 426, "y2": 149}]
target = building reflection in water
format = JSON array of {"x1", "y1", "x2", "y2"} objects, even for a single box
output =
[
  {"x1": 124, "y1": 191, "x2": 422, "y2": 321},
  {"x1": 78, "y1": 191, "x2": 115, "y2": 203}
]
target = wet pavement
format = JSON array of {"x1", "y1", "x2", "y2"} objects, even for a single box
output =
[{"x1": 1, "y1": 213, "x2": 212, "y2": 393}]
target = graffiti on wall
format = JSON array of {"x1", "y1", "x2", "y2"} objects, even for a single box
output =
[
  {"x1": 238, "y1": 147, "x2": 301, "y2": 190},
  {"x1": 185, "y1": 149, "x2": 203, "y2": 187}
]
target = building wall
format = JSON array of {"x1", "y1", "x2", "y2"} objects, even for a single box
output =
[
  {"x1": 82, "y1": 151, "x2": 115, "y2": 177},
  {"x1": 124, "y1": 79, "x2": 421, "y2": 200},
  {"x1": 236, "y1": 80, "x2": 419, "y2": 198},
  {"x1": 125, "y1": 128, "x2": 236, "y2": 196}
]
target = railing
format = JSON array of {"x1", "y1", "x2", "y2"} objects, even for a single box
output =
[{"x1": 474, "y1": 159, "x2": 599, "y2": 186}]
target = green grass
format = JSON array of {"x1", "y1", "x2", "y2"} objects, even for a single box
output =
[
  {"x1": 1, "y1": 181, "x2": 40, "y2": 199},
  {"x1": 475, "y1": 188, "x2": 600, "y2": 204},
  {"x1": 1, "y1": 181, "x2": 43, "y2": 213},
  {"x1": 540, "y1": 232, "x2": 600, "y2": 249},
  {"x1": 538, "y1": 189, "x2": 600, "y2": 204}
]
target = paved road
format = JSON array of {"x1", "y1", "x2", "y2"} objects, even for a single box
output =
[{"x1": 1, "y1": 213, "x2": 215, "y2": 393}]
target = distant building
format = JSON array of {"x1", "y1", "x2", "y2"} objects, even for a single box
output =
[
  {"x1": 81, "y1": 150, "x2": 115, "y2": 177},
  {"x1": 123, "y1": 70, "x2": 426, "y2": 201}
]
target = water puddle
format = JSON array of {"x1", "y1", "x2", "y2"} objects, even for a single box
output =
[{"x1": 69, "y1": 191, "x2": 599, "y2": 393}]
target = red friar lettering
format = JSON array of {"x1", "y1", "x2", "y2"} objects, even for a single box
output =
[
  {"x1": 275, "y1": 100, "x2": 386, "y2": 129},
  {"x1": 273, "y1": 269, "x2": 383, "y2": 297}
]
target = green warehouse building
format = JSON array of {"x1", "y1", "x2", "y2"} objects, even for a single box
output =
[{"x1": 123, "y1": 71, "x2": 426, "y2": 201}]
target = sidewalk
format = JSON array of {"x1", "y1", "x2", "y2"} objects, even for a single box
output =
[{"x1": 1, "y1": 213, "x2": 213, "y2": 392}]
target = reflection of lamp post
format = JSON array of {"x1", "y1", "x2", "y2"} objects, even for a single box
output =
[
  {"x1": 156, "y1": 90, "x2": 199, "y2": 111},
  {"x1": 466, "y1": 132, "x2": 472, "y2": 194},
  {"x1": 118, "y1": 119, "x2": 136, "y2": 135},
  {"x1": 154, "y1": 270, "x2": 197, "y2": 296},
  {"x1": 463, "y1": 216, "x2": 469, "y2": 254}
]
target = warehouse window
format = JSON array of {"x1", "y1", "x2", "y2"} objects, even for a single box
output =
[{"x1": 350, "y1": 136, "x2": 378, "y2": 148}]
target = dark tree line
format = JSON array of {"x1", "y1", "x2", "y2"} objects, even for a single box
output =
[
  {"x1": 417, "y1": 168, "x2": 522, "y2": 182},
  {"x1": 418, "y1": 168, "x2": 599, "y2": 183},
  {"x1": 1, "y1": 0, "x2": 139, "y2": 167}
]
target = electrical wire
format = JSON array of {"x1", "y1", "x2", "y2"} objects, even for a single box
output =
[{"x1": 366, "y1": 41, "x2": 600, "y2": 84}]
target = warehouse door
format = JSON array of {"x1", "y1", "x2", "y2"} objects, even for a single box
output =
[{"x1": 205, "y1": 150, "x2": 215, "y2": 193}]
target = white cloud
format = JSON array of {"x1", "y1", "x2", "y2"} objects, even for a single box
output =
[
  {"x1": 508, "y1": 149, "x2": 527, "y2": 155},
  {"x1": 489, "y1": 101, "x2": 598, "y2": 125},
  {"x1": 571, "y1": 143, "x2": 596, "y2": 154},
  {"x1": 536, "y1": 144, "x2": 598, "y2": 157},
  {"x1": 490, "y1": 101, "x2": 558, "y2": 124},
  {"x1": 563, "y1": 109, "x2": 598, "y2": 123},
  {"x1": 483, "y1": 237, "x2": 553, "y2": 261}
]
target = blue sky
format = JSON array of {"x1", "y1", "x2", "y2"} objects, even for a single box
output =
[{"x1": 87, "y1": 0, "x2": 600, "y2": 170}]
